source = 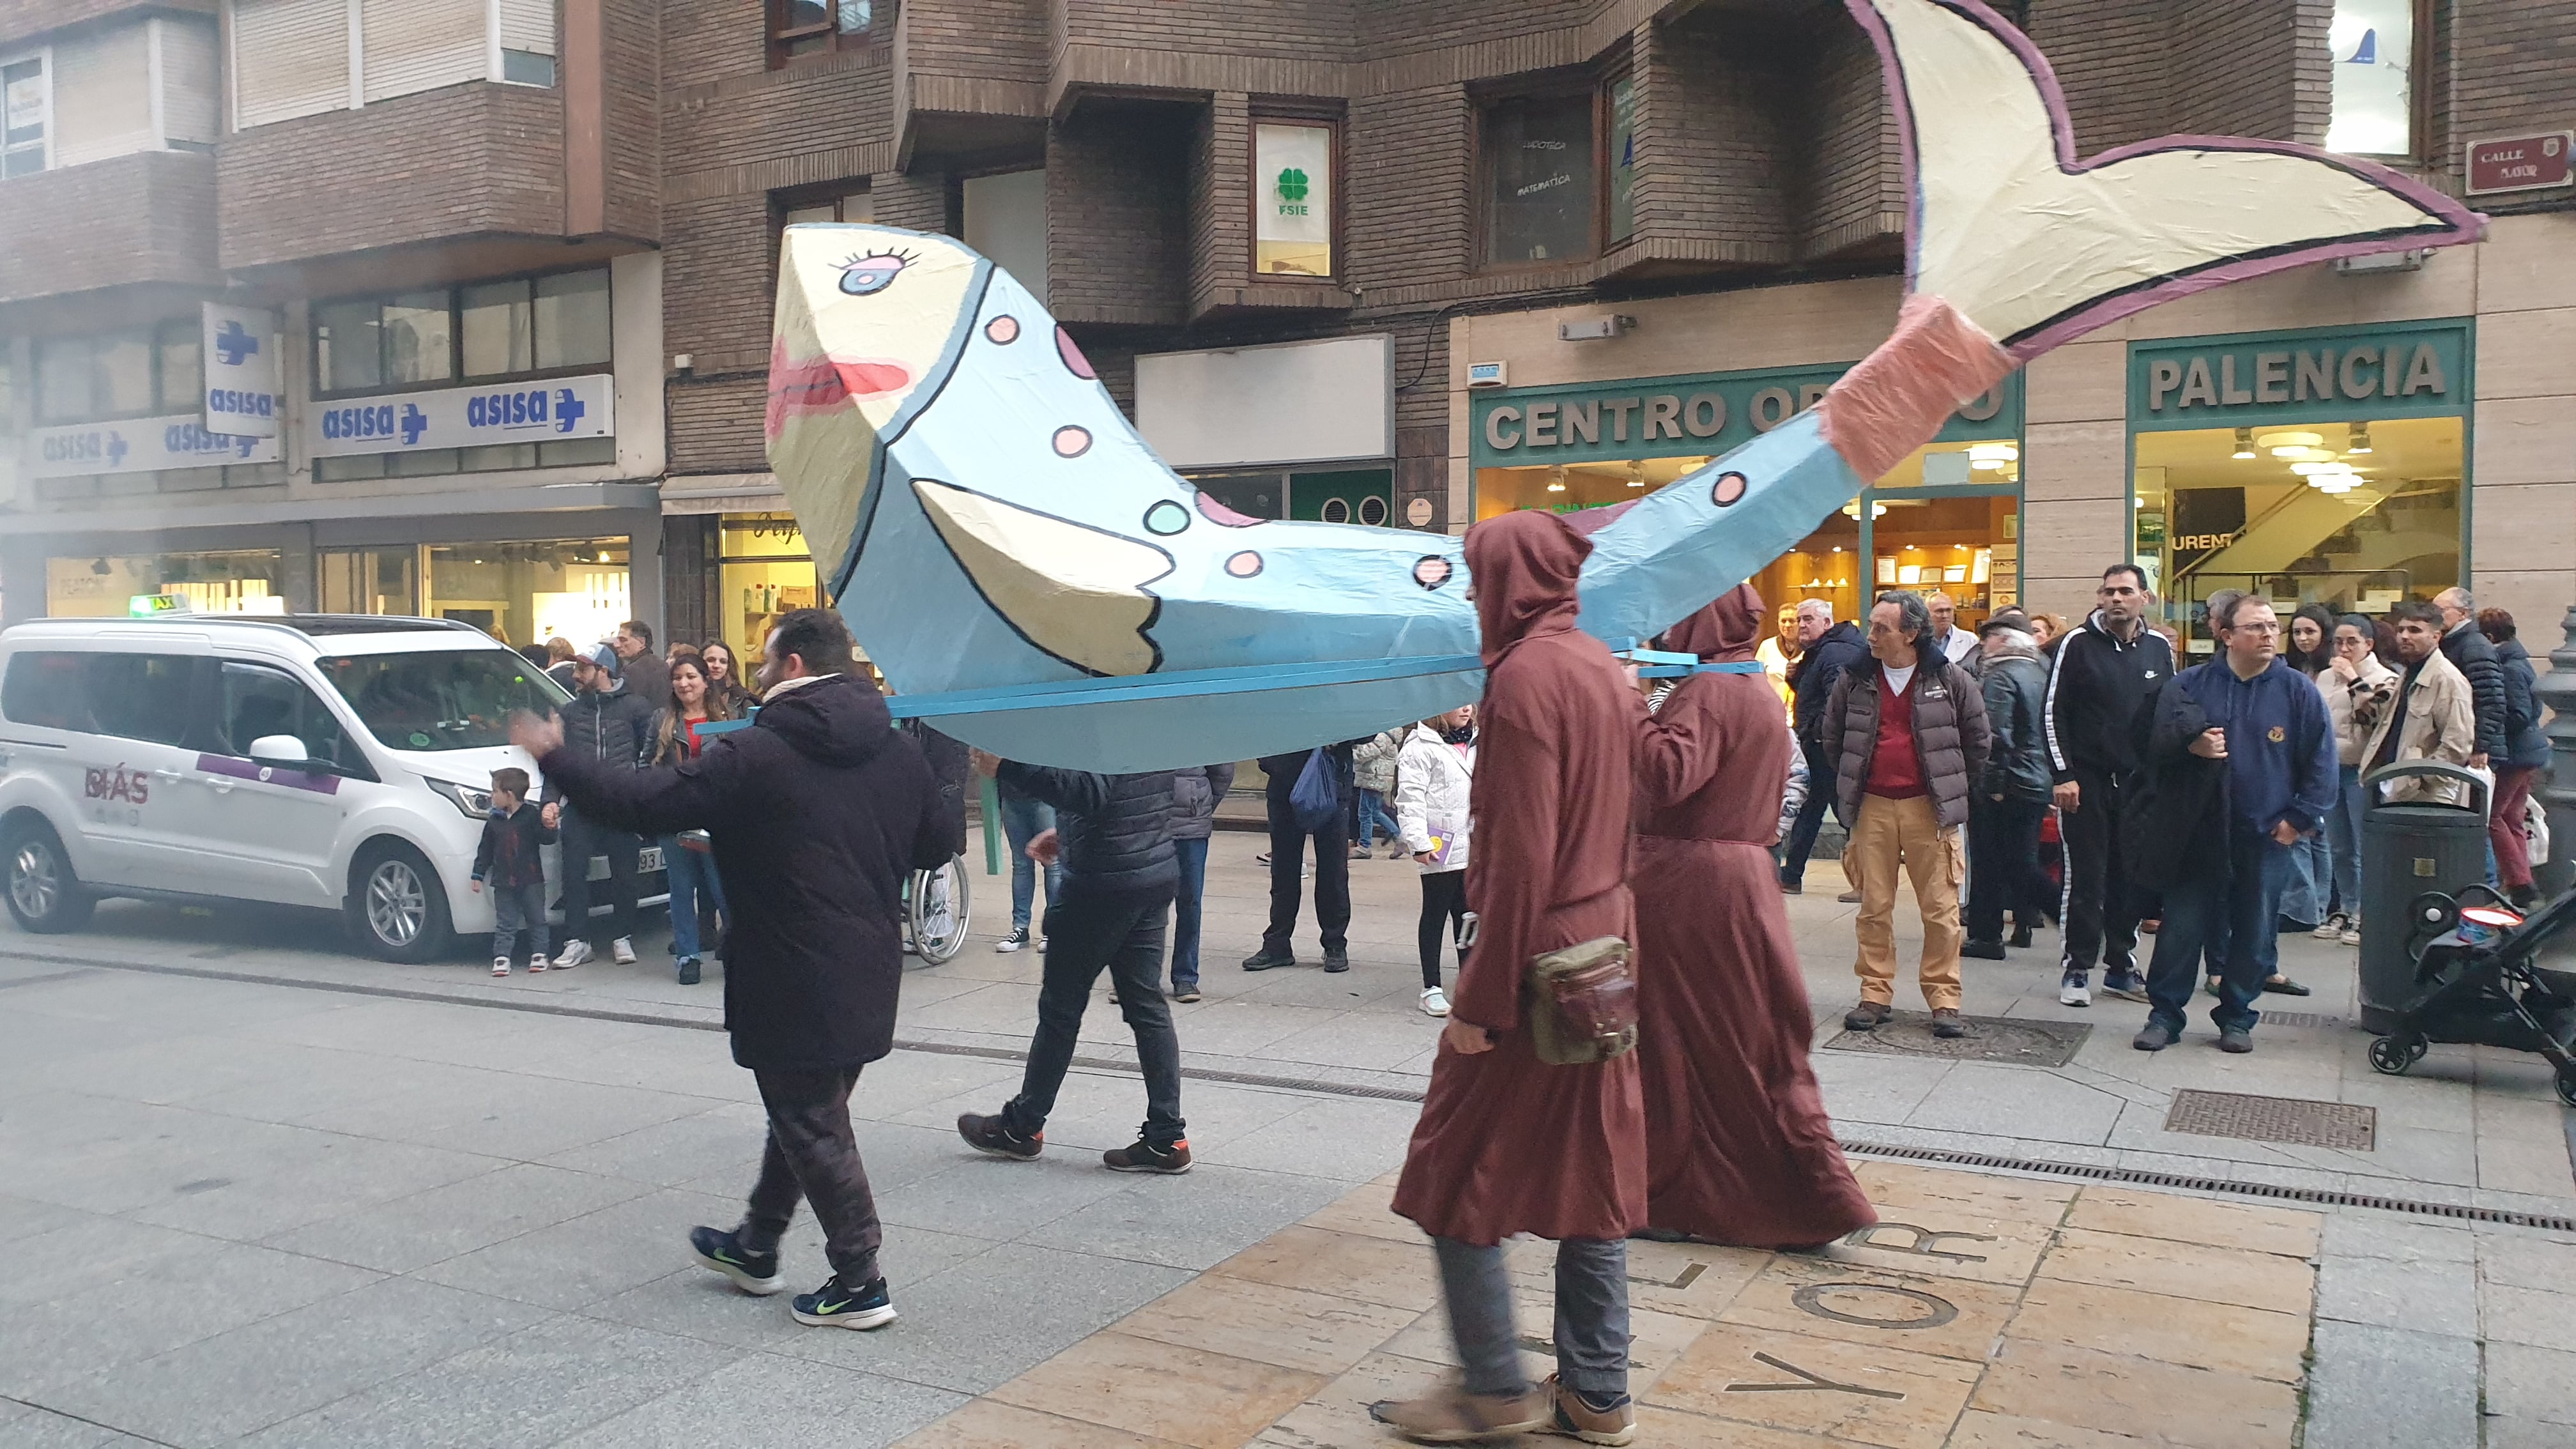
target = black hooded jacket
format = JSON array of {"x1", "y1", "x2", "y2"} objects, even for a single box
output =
[
  {"x1": 1789, "y1": 621, "x2": 1867, "y2": 742},
  {"x1": 2439, "y1": 620, "x2": 2508, "y2": 760},
  {"x1": 994, "y1": 762, "x2": 1177, "y2": 896},
  {"x1": 539, "y1": 673, "x2": 960, "y2": 1071}
]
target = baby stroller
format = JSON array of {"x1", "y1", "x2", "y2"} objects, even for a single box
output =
[{"x1": 2366, "y1": 884, "x2": 2576, "y2": 1106}]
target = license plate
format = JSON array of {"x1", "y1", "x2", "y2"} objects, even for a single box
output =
[{"x1": 638, "y1": 847, "x2": 664, "y2": 872}]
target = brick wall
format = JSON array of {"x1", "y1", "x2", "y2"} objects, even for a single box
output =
[
  {"x1": 1046, "y1": 101, "x2": 1190, "y2": 326},
  {"x1": 218, "y1": 84, "x2": 568, "y2": 270},
  {"x1": 0, "y1": 149, "x2": 219, "y2": 307},
  {"x1": 2444, "y1": 0, "x2": 2576, "y2": 193},
  {"x1": 602, "y1": 0, "x2": 663, "y2": 241},
  {"x1": 1356, "y1": 0, "x2": 1588, "y2": 63},
  {"x1": 1630, "y1": 9, "x2": 1796, "y2": 259},
  {"x1": 1185, "y1": 93, "x2": 1249, "y2": 319},
  {"x1": 2033, "y1": 0, "x2": 2322, "y2": 151},
  {"x1": 1059, "y1": 0, "x2": 1353, "y2": 63},
  {"x1": 1344, "y1": 86, "x2": 1471, "y2": 291},
  {"x1": 2027, "y1": 0, "x2": 2170, "y2": 151},
  {"x1": 1794, "y1": 13, "x2": 1900, "y2": 261}
]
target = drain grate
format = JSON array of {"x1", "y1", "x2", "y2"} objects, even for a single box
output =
[
  {"x1": 2165, "y1": 1088, "x2": 2376, "y2": 1149},
  {"x1": 2257, "y1": 1009, "x2": 2347, "y2": 1029},
  {"x1": 1824, "y1": 1011, "x2": 2092, "y2": 1067}
]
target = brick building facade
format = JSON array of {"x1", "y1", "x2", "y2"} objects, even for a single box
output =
[{"x1": 4, "y1": 0, "x2": 2572, "y2": 663}]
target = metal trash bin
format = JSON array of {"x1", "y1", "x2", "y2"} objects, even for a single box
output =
[{"x1": 2359, "y1": 761, "x2": 2491, "y2": 1032}]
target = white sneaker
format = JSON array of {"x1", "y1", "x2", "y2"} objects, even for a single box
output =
[
  {"x1": 1421, "y1": 986, "x2": 1450, "y2": 1017},
  {"x1": 995, "y1": 928, "x2": 1029, "y2": 953},
  {"x1": 2312, "y1": 912, "x2": 2348, "y2": 941},
  {"x1": 2059, "y1": 974, "x2": 2092, "y2": 1008},
  {"x1": 2340, "y1": 917, "x2": 2361, "y2": 946},
  {"x1": 552, "y1": 940, "x2": 593, "y2": 969},
  {"x1": 492, "y1": 956, "x2": 510, "y2": 977},
  {"x1": 611, "y1": 937, "x2": 637, "y2": 965}
]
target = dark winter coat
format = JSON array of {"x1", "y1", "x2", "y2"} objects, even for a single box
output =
[
  {"x1": 1168, "y1": 763, "x2": 1237, "y2": 842},
  {"x1": 2440, "y1": 620, "x2": 2508, "y2": 760},
  {"x1": 2494, "y1": 637, "x2": 2551, "y2": 770},
  {"x1": 1821, "y1": 652, "x2": 1993, "y2": 830},
  {"x1": 995, "y1": 763, "x2": 1177, "y2": 896},
  {"x1": 2121, "y1": 680, "x2": 2228, "y2": 891},
  {"x1": 549, "y1": 682, "x2": 654, "y2": 801},
  {"x1": 903, "y1": 718, "x2": 972, "y2": 846},
  {"x1": 472, "y1": 803, "x2": 555, "y2": 889},
  {"x1": 539, "y1": 673, "x2": 960, "y2": 1071},
  {"x1": 1789, "y1": 621, "x2": 1867, "y2": 742},
  {"x1": 1978, "y1": 652, "x2": 2054, "y2": 804}
]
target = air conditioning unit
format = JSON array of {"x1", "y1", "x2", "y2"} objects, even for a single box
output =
[
  {"x1": 1557, "y1": 315, "x2": 1637, "y2": 341},
  {"x1": 1466, "y1": 361, "x2": 1509, "y2": 388},
  {"x1": 2335, "y1": 249, "x2": 2426, "y2": 275}
]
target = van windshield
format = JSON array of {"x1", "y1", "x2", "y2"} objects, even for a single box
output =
[{"x1": 317, "y1": 650, "x2": 571, "y2": 752}]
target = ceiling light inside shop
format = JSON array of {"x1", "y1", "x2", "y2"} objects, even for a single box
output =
[
  {"x1": 2347, "y1": 425, "x2": 2373, "y2": 455},
  {"x1": 1625, "y1": 460, "x2": 1646, "y2": 488},
  {"x1": 2232, "y1": 427, "x2": 2257, "y2": 460},
  {"x1": 1547, "y1": 465, "x2": 1567, "y2": 493},
  {"x1": 2274, "y1": 446, "x2": 2338, "y2": 463},
  {"x1": 2255, "y1": 430, "x2": 2324, "y2": 452},
  {"x1": 1967, "y1": 443, "x2": 2020, "y2": 463}
]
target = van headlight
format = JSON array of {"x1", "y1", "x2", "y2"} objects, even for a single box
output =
[{"x1": 424, "y1": 778, "x2": 495, "y2": 819}]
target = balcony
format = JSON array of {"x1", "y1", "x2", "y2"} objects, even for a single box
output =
[
  {"x1": 0, "y1": 150, "x2": 220, "y2": 322},
  {"x1": 0, "y1": 0, "x2": 208, "y2": 49}
]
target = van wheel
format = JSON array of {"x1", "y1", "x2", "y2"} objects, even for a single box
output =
[
  {"x1": 347, "y1": 841, "x2": 452, "y2": 963},
  {"x1": 3, "y1": 818, "x2": 95, "y2": 933}
]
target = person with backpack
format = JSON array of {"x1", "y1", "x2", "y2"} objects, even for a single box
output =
[
  {"x1": 2480, "y1": 608, "x2": 2551, "y2": 909},
  {"x1": 1243, "y1": 740, "x2": 1358, "y2": 973}
]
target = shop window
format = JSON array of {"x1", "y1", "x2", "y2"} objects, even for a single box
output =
[
  {"x1": 2324, "y1": 0, "x2": 2421, "y2": 158},
  {"x1": 314, "y1": 267, "x2": 611, "y2": 400},
  {"x1": 3, "y1": 55, "x2": 45, "y2": 178},
  {"x1": 1480, "y1": 92, "x2": 1598, "y2": 267},
  {"x1": 319, "y1": 547, "x2": 420, "y2": 616},
  {"x1": 718, "y1": 514, "x2": 820, "y2": 664},
  {"x1": 2133, "y1": 415, "x2": 2462, "y2": 656},
  {"x1": 43, "y1": 549, "x2": 286, "y2": 618},
  {"x1": 35, "y1": 325, "x2": 195, "y2": 425},
  {"x1": 768, "y1": 0, "x2": 882, "y2": 66},
  {"x1": 1253, "y1": 121, "x2": 1335, "y2": 279},
  {"x1": 423, "y1": 537, "x2": 629, "y2": 650}
]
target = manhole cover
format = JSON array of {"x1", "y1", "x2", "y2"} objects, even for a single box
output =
[
  {"x1": 2165, "y1": 1089, "x2": 2375, "y2": 1149},
  {"x1": 1823, "y1": 1011, "x2": 2091, "y2": 1066}
]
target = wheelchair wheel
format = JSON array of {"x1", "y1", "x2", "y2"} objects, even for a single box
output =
[
  {"x1": 908, "y1": 853, "x2": 972, "y2": 965},
  {"x1": 2556, "y1": 1062, "x2": 2576, "y2": 1109},
  {"x1": 2368, "y1": 1034, "x2": 2423, "y2": 1076}
]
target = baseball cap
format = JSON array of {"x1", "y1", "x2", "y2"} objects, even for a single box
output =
[{"x1": 578, "y1": 642, "x2": 621, "y2": 674}]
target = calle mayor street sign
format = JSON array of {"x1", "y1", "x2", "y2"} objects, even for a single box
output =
[{"x1": 2465, "y1": 132, "x2": 2573, "y2": 196}]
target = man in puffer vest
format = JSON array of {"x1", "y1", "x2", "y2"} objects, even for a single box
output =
[{"x1": 1822, "y1": 590, "x2": 1993, "y2": 1039}]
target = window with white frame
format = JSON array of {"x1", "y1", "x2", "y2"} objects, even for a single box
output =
[
  {"x1": 2324, "y1": 0, "x2": 2419, "y2": 158},
  {"x1": 3, "y1": 54, "x2": 47, "y2": 176},
  {"x1": 0, "y1": 17, "x2": 221, "y2": 178},
  {"x1": 229, "y1": 0, "x2": 558, "y2": 134}
]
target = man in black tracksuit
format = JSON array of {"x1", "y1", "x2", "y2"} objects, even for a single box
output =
[
  {"x1": 544, "y1": 643, "x2": 655, "y2": 968},
  {"x1": 960, "y1": 764, "x2": 1191, "y2": 1172},
  {"x1": 2042, "y1": 565, "x2": 2175, "y2": 1006}
]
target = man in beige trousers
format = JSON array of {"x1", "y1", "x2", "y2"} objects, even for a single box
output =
[{"x1": 1821, "y1": 590, "x2": 1993, "y2": 1039}]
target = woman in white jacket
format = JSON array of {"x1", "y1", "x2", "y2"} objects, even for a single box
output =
[{"x1": 1395, "y1": 703, "x2": 1476, "y2": 1016}]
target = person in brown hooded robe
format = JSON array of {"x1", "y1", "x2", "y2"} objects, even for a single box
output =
[
  {"x1": 1633, "y1": 583, "x2": 1878, "y2": 1248},
  {"x1": 1375, "y1": 510, "x2": 1647, "y2": 1446}
]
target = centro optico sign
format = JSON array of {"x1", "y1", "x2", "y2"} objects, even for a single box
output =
[
  {"x1": 304, "y1": 373, "x2": 617, "y2": 457},
  {"x1": 1470, "y1": 363, "x2": 2019, "y2": 468}
]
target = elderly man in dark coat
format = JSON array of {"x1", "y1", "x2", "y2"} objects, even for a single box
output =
[
  {"x1": 1375, "y1": 510, "x2": 1646, "y2": 1446},
  {"x1": 1632, "y1": 584, "x2": 1876, "y2": 1249},
  {"x1": 516, "y1": 609, "x2": 961, "y2": 1332}
]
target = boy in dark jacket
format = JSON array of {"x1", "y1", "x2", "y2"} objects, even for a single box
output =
[
  {"x1": 471, "y1": 767, "x2": 555, "y2": 977},
  {"x1": 960, "y1": 763, "x2": 1190, "y2": 1172},
  {"x1": 516, "y1": 610, "x2": 960, "y2": 1333}
]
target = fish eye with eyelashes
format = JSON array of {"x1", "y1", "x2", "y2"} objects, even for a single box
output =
[{"x1": 836, "y1": 250, "x2": 916, "y2": 296}]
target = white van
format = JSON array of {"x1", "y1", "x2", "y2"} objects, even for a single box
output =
[{"x1": 0, "y1": 615, "x2": 665, "y2": 961}]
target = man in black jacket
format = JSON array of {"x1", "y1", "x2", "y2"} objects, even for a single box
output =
[
  {"x1": 1780, "y1": 600, "x2": 1869, "y2": 893},
  {"x1": 542, "y1": 643, "x2": 655, "y2": 969},
  {"x1": 2433, "y1": 587, "x2": 2506, "y2": 768},
  {"x1": 1244, "y1": 742, "x2": 1357, "y2": 972},
  {"x1": 959, "y1": 765, "x2": 1191, "y2": 1172},
  {"x1": 516, "y1": 610, "x2": 958, "y2": 1332},
  {"x1": 2041, "y1": 565, "x2": 2174, "y2": 1008},
  {"x1": 1965, "y1": 622, "x2": 2055, "y2": 959}
]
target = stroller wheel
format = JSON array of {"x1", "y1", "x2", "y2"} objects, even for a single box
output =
[
  {"x1": 2368, "y1": 1035, "x2": 2422, "y2": 1076},
  {"x1": 2556, "y1": 1062, "x2": 2576, "y2": 1109}
]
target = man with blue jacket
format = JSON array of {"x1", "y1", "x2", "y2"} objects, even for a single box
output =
[{"x1": 2135, "y1": 593, "x2": 2338, "y2": 1055}]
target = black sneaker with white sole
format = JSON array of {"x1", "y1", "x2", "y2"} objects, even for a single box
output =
[
  {"x1": 689, "y1": 1225, "x2": 784, "y2": 1296},
  {"x1": 1103, "y1": 1137, "x2": 1192, "y2": 1174},
  {"x1": 957, "y1": 1110, "x2": 1043, "y2": 1160},
  {"x1": 791, "y1": 1274, "x2": 896, "y2": 1330}
]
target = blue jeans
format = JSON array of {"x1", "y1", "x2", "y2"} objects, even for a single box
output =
[
  {"x1": 999, "y1": 793, "x2": 1061, "y2": 933},
  {"x1": 660, "y1": 835, "x2": 728, "y2": 962},
  {"x1": 2145, "y1": 831, "x2": 2291, "y2": 1037},
  {"x1": 1356, "y1": 788, "x2": 1402, "y2": 849},
  {"x1": 2278, "y1": 827, "x2": 2329, "y2": 925},
  {"x1": 2324, "y1": 763, "x2": 2365, "y2": 918},
  {"x1": 1169, "y1": 836, "x2": 1209, "y2": 988}
]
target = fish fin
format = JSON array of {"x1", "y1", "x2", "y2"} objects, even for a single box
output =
[{"x1": 912, "y1": 479, "x2": 1170, "y2": 678}]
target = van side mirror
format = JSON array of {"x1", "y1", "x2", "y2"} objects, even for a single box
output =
[{"x1": 249, "y1": 735, "x2": 311, "y2": 766}]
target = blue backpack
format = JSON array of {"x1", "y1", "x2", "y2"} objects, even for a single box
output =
[{"x1": 1289, "y1": 747, "x2": 1340, "y2": 833}]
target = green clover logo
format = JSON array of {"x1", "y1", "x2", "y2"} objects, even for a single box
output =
[{"x1": 1276, "y1": 167, "x2": 1309, "y2": 202}]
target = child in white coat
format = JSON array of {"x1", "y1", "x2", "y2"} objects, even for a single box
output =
[{"x1": 1395, "y1": 704, "x2": 1477, "y2": 1017}]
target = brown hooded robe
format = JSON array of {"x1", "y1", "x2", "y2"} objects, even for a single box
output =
[
  {"x1": 1391, "y1": 511, "x2": 1648, "y2": 1246},
  {"x1": 1632, "y1": 585, "x2": 1876, "y2": 1246}
]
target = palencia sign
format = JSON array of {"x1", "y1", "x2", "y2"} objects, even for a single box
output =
[
  {"x1": 2128, "y1": 321, "x2": 2469, "y2": 431},
  {"x1": 1469, "y1": 362, "x2": 2020, "y2": 469}
]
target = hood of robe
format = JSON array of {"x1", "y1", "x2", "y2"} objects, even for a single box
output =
[
  {"x1": 1665, "y1": 583, "x2": 1764, "y2": 664},
  {"x1": 1466, "y1": 510, "x2": 1590, "y2": 669}
]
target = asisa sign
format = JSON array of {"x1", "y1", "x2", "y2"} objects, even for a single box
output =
[
  {"x1": 26, "y1": 414, "x2": 284, "y2": 479},
  {"x1": 305, "y1": 374, "x2": 616, "y2": 458}
]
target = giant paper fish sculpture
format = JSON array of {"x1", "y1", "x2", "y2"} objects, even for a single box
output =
[{"x1": 765, "y1": 0, "x2": 2479, "y2": 772}]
